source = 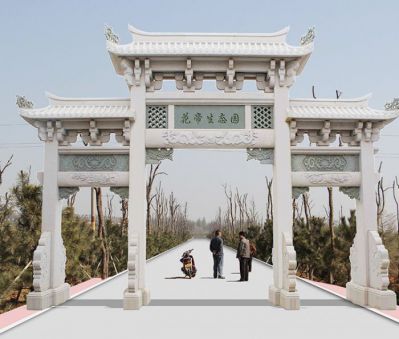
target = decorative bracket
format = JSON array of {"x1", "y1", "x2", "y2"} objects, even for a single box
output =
[
  {"x1": 318, "y1": 120, "x2": 331, "y2": 145},
  {"x1": 308, "y1": 120, "x2": 336, "y2": 145},
  {"x1": 115, "y1": 119, "x2": 131, "y2": 146},
  {"x1": 363, "y1": 121, "x2": 379, "y2": 142},
  {"x1": 59, "y1": 187, "x2": 80, "y2": 200},
  {"x1": 292, "y1": 187, "x2": 309, "y2": 199},
  {"x1": 279, "y1": 60, "x2": 285, "y2": 86},
  {"x1": 256, "y1": 60, "x2": 275, "y2": 92},
  {"x1": 81, "y1": 120, "x2": 110, "y2": 146},
  {"x1": 56, "y1": 121, "x2": 78, "y2": 146},
  {"x1": 110, "y1": 187, "x2": 129, "y2": 200},
  {"x1": 285, "y1": 61, "x2": 300, "y2": 87},
  {"x1": 175, "y1": 59, "x2": 203, "y2": 92},
  {"x1": 35, "y1": 121, "x2": 54, "y2": 142},
  {"x1": 289, "y1": 120, "x2": 304, "y2": 146},
  {"x1": 216, "y1": 59, "x2": 244, "y2": 92},
  {"x1": 133, "y1": 59, "x2": 142, "y2": 86},
  {"x1": 246, "y1": 148, "x2": 273, "y2": 164},
  {"x1": 144, "y1": 59, "x2": 163, "y2": 91},
  {"x1": 146, "y1": 148, "x2": 173, "y2": 164},
  {"x1": 120, "y1": 59, "x2": 134, "y2": 86},
  {"x1": 339, "y1": 187, "x2": 360, "y2": 200}
]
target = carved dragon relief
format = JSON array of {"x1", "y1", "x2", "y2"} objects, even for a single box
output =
[
  {"x1": 282, "y1": 232, "x2": 297, "y2": 292},
  {"x1": 304, "y1": 173, "x2": 352, "y2": 185},
  {"x1": 127, "y1": 233, "x2": 139, "y2": 293},
  {"x1": 162, "y1": 130, "x2": 259, "y2": 146},
  {"x1": 246, "y1": 148, "x2": 273, "y2": 164},
  {"x1": 32, "y1": 232, "x2": 51, "y2": 292}
]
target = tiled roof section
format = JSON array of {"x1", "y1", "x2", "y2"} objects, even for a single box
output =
[
  {"x1": 106, "y1": 25, "x2": 314, "y2": 57},
  {"x1": 288, "y1": 96, "x2": 398, "y2": 120},
  {"x1": 107, "y1": 40, "x2": 313, "y2": 57},
  {"x1": 20, "y1": 93, "x2": 131, "y2": 120}
]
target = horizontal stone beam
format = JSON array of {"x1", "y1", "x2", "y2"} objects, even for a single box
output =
[
  {"x1": 145, "y1": 129, "x2": 274, "y2": 149},
  {"x1": 58, "y1": 172, "x2": 129, "y2": 187},
  {"x1": 292, "y1": 172, "x2": 361, "y2": 187}
]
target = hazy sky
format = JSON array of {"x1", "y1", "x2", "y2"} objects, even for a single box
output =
[{"x1": 1, "y1": 0, "x2": 399, "y2": 221}]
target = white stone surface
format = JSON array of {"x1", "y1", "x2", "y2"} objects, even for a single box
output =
[
  {"x1": 270, "y1": 81, "x2": 299, "y2": 309},
  {"x1": 289, "y1": 95, "x2": 398, "y2": 120},
  {"x1": 347, "y1": 139, "x2": 397, "y2": 309},
  {"x1": 4, "y1": 239, "x2": 398, "y2": 339},
  {"x1": 145, "y1": 129, "x2": 274, "y2": 149},
  {"x1": 107, "y1": 25, "x2": 313, "y2": 58}
]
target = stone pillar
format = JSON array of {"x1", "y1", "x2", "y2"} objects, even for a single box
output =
[
  {"x1": 346, "y1": 138, "x2": 396, "y2": 309},
  {"x1": 124, "y1": 62, "x2": 149, "y2": 310},
  {"x1": 268, "y1": 82, "x2": 300, "y2": 310},
  {"x1": 27, "y1": 137, "x2": 69, "y2": 310}
]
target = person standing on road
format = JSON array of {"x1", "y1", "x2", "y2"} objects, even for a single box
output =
[
  {"x1": 209, "y1": 230, "x2": 225, "y2": 279},
  {"x1": 236, "y1": 231, "x2": 250, "y2": 281}
]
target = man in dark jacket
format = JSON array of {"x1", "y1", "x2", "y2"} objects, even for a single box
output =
[
  {"x1": 209, "y1": 230, "x2": 225, "y2": 279},
  {"x1": 236, "y1": 231, "x2": 250, "y2": 281}
]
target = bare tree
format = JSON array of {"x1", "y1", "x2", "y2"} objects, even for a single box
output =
[
  {"x1": 393, "y1": 177, "x2": 399, "y2": 234},
  {"x1": 327, "y1": 186, "x2": 335, "y2": 284},
  {"x1": 0, "y1": 155, "x2": 13, "y2": 185},
  {"x1": 376, "y1": 162, "x2": 386, "y2": 232},
  {"x1": 223, "y1": 184, "x2": 235, "y2": 232},
  {"x1": 302, "y1": 192, "x2": 312, "y2": 231},
  {"x1": 265, "y1": 177, "x2": 273, "y2": 221},
  {"x1": 67, "y1": 191, "x2": 77, "y2": 208},
  {"x1": 120, "y1": 198, "x2": 128, "y2": 235},
  {"x1": 146, "y1": 164, "x2": 166, "y2": 235},
  {"x1": 106, "y1": 194, "x2": 114, "y2": 221},
  {"x1": 94, "y1": 187, "x2": 109, "y2": 279}
]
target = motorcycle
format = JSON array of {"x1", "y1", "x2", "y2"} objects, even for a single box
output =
[{"x1": 180, "y1": 249, "x2": 197, "y2": 278}]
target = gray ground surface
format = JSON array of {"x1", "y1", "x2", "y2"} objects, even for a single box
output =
[{"x1": 2, "y1": 239, "x2": 398, "y2": 339}]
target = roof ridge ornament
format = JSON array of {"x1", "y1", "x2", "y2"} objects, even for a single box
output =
[
  {"x1": 385, "y1": 98, "x2": 399, "y2": 111},
  {"x1": 104, "y1": 24, "x2": 119, "y2": 44},
  {"x1": 300, "y1": 26, "x2": 315, "y2": 45},
  {"x1": 16, "y1": 95, "x2": 33, "y2": 109}
]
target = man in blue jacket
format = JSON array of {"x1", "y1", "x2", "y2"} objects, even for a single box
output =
[{"x1": 209, "y1": 230, "x2": 225, "y2": 279}]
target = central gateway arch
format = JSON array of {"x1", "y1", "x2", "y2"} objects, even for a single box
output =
[{"x1": 18, "y1": 25, "x2": 398, "y2": 311}]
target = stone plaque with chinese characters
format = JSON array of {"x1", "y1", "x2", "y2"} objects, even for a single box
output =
[{"x1": 174, "y1": 105, "x2": 245, "y2": 129}]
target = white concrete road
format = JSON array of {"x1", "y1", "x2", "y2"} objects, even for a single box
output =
[{"x1": 2, "y1": 239, "x2": 398, "y2": 339}]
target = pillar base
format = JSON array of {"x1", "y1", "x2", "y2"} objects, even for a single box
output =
[
  {"x1": 53, "y1": 283, "x2": 70, "y2": 306},
  {"x1": 268, "y1": 285, "x2": 280, "y2": 306},
  {"x1": 346, "y1": 282, "x2": 396, "y2": 310},
  {"x1": 141, "y1": 288, "x2": 151, "y2": 306},
  {"x1": 346, "y1": 281, "x2": 368, "y2": 306},
  {"x1": 26, "y1": 283, "x2": 70, "y2": 310},
  {"x1": 269, "y1": 285, "x2": 300, "y2": 310},
  {"x1": 123, "y1": 289, "x2": 142, "y2": 310},
  {"x1": 280, "y1": 289, "x2": 300, "y2": 310},
  {"x1": 27, "y1": 289, "x2": 53, "y2": 310}
]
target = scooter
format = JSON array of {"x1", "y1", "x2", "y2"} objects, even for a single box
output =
[{"x1": 180, "y1": 249, "x2": 197, "y2": 278}]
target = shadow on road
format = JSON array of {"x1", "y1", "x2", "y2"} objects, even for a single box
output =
[{"x1": 62, "y1": 298, "x2": 356, "y2": 308}]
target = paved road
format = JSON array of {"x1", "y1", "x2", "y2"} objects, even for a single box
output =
[{"x1": 2, "y1": 239, "x2": 398, "y2": 339}]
